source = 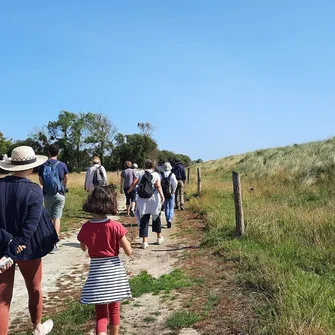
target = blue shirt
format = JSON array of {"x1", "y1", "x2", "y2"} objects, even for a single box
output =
[{"x1": 38, "y1": 159, "x2": 69, "y2": 195}]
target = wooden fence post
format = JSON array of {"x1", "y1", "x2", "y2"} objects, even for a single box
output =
[
  {"x1": 232, "y1": 171, "x2": 245, "y2": 237},
  {"x1": 187, "y1": 167, "x2": 190, "y2": 184},
  {"x1": 197, "y1": 168, "x2": 201, "y2": 196}
]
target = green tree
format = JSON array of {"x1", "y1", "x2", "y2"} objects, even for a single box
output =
[
  {"x1": 47, "y1": 110, "x2": 86, "y2": 171},
  {"x1": 111, "y1": 133, "x2": 158, "y2": 169},
  {"x1": 137, "y1": 122, "x2": 155, "y2": 137},
  {"x1": 0, "y1": 132, "x2": 13, "y2": 158},
  {"x1": 84, "y1": 112, "x2": 117, "y2": 166}
]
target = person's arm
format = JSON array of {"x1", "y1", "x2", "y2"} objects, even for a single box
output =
[
  {"x1": 120, "y1": 235, "x2": 132, "y2": 256},
  {"x1": 127, "y1": 177, "x2": 139, "y2": 193},
  {"x1": 84, "y1": 168, "x2": 89, "y2": 191},
  {"x1": 120, "y1": 173, "x2": 124, "y2": 194},
  {"x1": 63, "y1": 174, "x2": 68, "y2": 189},
  {"x1": 77, "y1": 224, "x2": 88, "y2": 252},
  {"x1": 80, "y1": 242, "x2": 87, "y2": 252},
  {"x1": 181, "y1": 168, "x2": 186, "y2": 183},
  {"x1": 171, "y1": 174, "x2": 178, "y2": 193},
  {"x1": 101, "y1": 166, "x2": 108, "y2": 185},
  {"x1": 2, "y1": 189, "x2": 43, "y2": 260},
  {"x1": 155, "y1": 178, "x2": 165, "y2": 203},
  {"x1": 0, "y1": 228, "x2": 13, "y2": 252}
]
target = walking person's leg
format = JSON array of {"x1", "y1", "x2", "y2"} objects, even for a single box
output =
[
  {"x1": 164, "y1": 198, "x2": 169, "y2": 222},
  {"x1": 166, "y1": 195, "x2": 175, "y2": 228},
  {"x1": 175, "y1": 183, "x2": 180, "y2": 209},
  {"x1": 152, "y1": 214, "x2": 164, "y2": 244},
  {"x1": 130, "y1": 190, "x2": 136, "y2": 217},
  {"x1": 53, "y1": 193, "x2": 65, "y2": 238},
  {"x1": 17, "y1": 259, "x2": 53, "y2": 335},
  {"x1": 179, "y1": 180, "x2": 185, "y2": 210},
  {"x1": 0, "y1": 265, "x2": 15, "y2": 335},
  {"x1": 124, "y1": 187, "x2": 131, "y2": 216},
  {"x1": 139, "y1": 214, "x2": 150, "y2": 248},
  {"x1": 95, "y1": 304, "x2": 108, "y2": 335},
  {"x1": 108, "y1": 302, "x2": 120, "y2": 335}
]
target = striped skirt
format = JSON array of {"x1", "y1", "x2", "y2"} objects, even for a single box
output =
[{"x1": 80, "y1": 256, "x2": 132, "y2": 305}]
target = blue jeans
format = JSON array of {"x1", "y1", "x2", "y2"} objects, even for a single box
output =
[{"x1": 164, "y1": 194, "x2": 175, "y2": 223}]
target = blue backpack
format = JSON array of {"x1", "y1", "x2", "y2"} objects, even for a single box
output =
[{"x1": 43, "y1": 161, "x2": 63, "y2": 195}]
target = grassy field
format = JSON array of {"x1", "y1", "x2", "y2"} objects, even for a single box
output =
[{"x1": 186, "y1": 137, "x2": 335, "y2": 334}]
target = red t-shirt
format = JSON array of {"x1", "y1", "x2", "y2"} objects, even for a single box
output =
[{"x1": 77, "y1": 219, "x2": 128, "y2": 258}]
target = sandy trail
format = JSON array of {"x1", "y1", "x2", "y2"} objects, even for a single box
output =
[{"x1": 9, "y1": 196, "x2": 199, "y2": 334}]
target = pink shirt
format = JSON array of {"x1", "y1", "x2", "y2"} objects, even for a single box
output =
[{"x1": 77, "y1": 219, "x2": 127, "y2": 258}]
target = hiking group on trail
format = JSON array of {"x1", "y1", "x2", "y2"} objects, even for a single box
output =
[{"x1": 0, "y1": 145, "x2": 187, "y2": 335}]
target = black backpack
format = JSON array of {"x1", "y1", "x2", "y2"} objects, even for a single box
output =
[
  {"x1": 160, "y1": 172, "x2": 173, "y2": 199},
  {"x1": 137, "y1": 171, "x2": 155, "y2": 198},
  {"x1": 93, "y1": 167, "x2": 105, "y2": 187}
]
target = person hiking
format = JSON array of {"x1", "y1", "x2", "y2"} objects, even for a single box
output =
[
  {"x1": 38, "y1": 144, "x2": 69, "y2": 253},
  {"x1": 127, "y1": 159, "x2": 165, "y2": 249},
  {"x1": 84, "y1": 156, "x2": 107, "y2": 193},
  {"x1": 172, "y1": 159, "x2": 186, "y2": 210},
  {"x1": 120, "y1": 161, "x2": 136, "y2": 217},
  {"x1": 77, "y1": 185, "x2": 132, "y2": 335},
  {"x1": 0, "y1": 145, "x2": 58, "y2": 335},
  {"x1": 160, "y1": 162, "x2": 177, "y2": 228},
  {"x1": 155, "y1": 159, "x2": 165, "y2": 173}
]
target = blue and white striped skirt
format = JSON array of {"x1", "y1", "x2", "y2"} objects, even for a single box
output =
[{"x1": 80, "y1": 256, "x2": 132, "y2": 305}]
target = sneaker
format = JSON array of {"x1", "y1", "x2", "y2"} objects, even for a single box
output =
[
  {"x1": 142, "y1": 242, "x2": 149, "y2": 249},
  {"x1": 157, "y1": 236, "x2": 164, "y2": 245},
  {"x1": 180, "y1": 206, "x2": 184, "y2": 210},
  {"x1": 49, "y1": 246, "x2": 59, "y2": 254},
  {"x1": 34, "y1": 319, "x2": 54, "y2": 335},
  {"x1": 167, "y1": 221, "x2": 172, "y2": 228},
  {"x1": 130, "y1": 208, "x2": 135, "y2": 217}
]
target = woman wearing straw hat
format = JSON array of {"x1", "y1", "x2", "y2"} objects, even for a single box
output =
[{"x1": 0, "y1": 146, "x2": 58, "y2": 335}]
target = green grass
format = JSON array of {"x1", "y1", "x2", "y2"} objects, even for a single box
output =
[
  {"x1": 166, "y1": 310, "x2": 201, "y2": 329},
  {"x1": 61, "y1": 186, "x2": 88, "y2": 231},
  {"x1": 129, "y1": 268, "x2": 195, "y2": 297},
  {"x1": 187, "y1": 138, "x2": 335, "y2": 334},
  {"x1": 15, "y1": 301, "x2": 95, "y2": 335}
]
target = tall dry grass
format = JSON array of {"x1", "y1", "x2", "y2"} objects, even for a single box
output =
[{"x1": 186, "y1": 137, "x2": 335, "y2": 334}]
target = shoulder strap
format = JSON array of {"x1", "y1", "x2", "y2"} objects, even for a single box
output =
[{"x1": 168, "y1": 172, "x2": 172, "y2": 179}]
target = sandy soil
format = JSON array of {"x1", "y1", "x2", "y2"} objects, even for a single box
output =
[{"x1": 9, "y1": 196, "x2": 200, "y2": 335}]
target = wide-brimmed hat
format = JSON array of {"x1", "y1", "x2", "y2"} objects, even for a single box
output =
[
  {"x1": 163, "y1": 162, "x2": 172, "y2": 171},
  {"x1": 0, "y1": 146, "x2": 48, "y2": 172}
]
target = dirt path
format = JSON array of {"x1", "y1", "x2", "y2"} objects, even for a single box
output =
[{"x1": 9, "y1": 196, "x2": 200, "y2": 335}]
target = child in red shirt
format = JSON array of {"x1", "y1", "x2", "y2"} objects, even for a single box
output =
[{"x1": 77, "y1": 185, "x2": 132, "y2": 335}]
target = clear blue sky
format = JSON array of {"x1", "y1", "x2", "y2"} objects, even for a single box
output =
[{"x1": 1, "y1": 1, "x2": 335, "y2": 161}]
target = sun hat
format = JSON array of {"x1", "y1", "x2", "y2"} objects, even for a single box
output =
[
  {"x1": 162, "y1": 162, "x2": 172, "y2": 171},
  {"x1": 0, "y1": 146, "x2": 48, "y2": 172}
]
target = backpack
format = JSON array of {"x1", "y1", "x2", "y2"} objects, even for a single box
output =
[
  {"x1": 92, "y1": 166, "x2": 105, "y2": 187},
  {"x1": 137, "y1": 171, "x2": 155, "y2": 198},
  {"x1": 160, "y1": 172, "x2": 173, "y2": 199},
  {"x1": 43, "y1": 161, "x2": 63, "y2": 195}
]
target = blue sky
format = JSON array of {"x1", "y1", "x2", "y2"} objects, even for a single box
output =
[{"x1": 1, "y1": 1, "x2": 335, "y2": 161}]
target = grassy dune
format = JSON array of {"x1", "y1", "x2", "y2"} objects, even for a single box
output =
[{"x1": 187, "y1": 137, "x2": 335, "y2": 334}]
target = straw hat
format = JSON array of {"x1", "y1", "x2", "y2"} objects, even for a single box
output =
[{"x1": 0, "y1": 146, "x2": 48, "y2": 171}]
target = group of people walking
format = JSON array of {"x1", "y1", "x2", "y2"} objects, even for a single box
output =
[
  {"x1": 120, "y1": 159, "x2": 186, "y2": 249},
  {"x1": 0, "y1": 144, "x2": 187, "y2": 335}
]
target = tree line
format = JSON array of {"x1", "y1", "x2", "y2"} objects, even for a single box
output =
[{"x1": 0, "y1": 111, "x2": 202, "y2": 172}]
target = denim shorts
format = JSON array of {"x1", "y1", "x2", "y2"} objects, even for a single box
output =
[{"x1": 44, "y1": 193, "x2": 66, "y2": 219}]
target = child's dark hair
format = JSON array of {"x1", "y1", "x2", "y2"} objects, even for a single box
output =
[{"x1": 83, "y1": 184, "x2": 118, "y2": 215}]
